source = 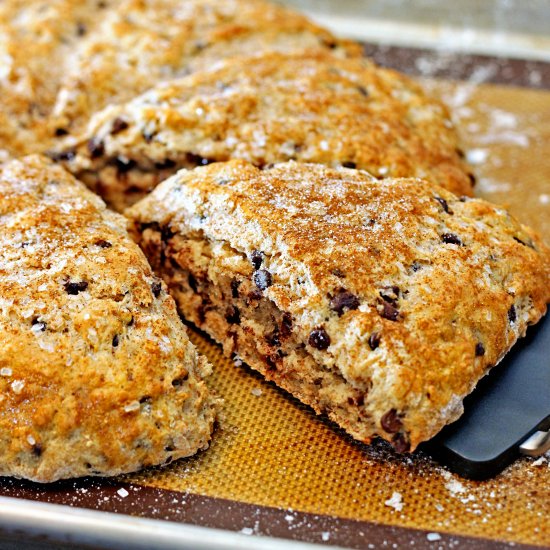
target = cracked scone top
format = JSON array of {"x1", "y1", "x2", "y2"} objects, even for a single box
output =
[
  {"x1": 0, "y1": 0, "x2": 358, "y2": 157},
  {"x1": 0, "y1": 155, "x2": 216, "y2": 482},
  {"x1": 58, "y1": 51, "x2": 472, "y2": 211},
  {"x1": 127, "y1": 160, "x2": 550, "y2": 452}
]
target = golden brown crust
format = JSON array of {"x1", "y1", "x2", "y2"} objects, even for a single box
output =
[
  {"x1": 0, "y1": 155, "x2": 216, "y2": 482},
  {"x1": 127, "y1": 160, "x2": 550, "y2": 451},
  {"x1": 0, "y1": 1, "x2": 100, "y2": 158},
  {"x1": 58, "y1": 51, "x2": 473, "y2": 211},
  {"x1": 0, "y1": 0, "x2": 358, "y2": 158},
  {"x1": 51, "y1": 0, "x2": 359, "y2": 135}
]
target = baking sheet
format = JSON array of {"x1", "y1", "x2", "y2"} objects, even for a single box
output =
[{"x1": 0, "y1": 45, "x2": 548, "y2": 550}]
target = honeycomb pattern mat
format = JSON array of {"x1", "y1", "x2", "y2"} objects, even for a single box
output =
[{"x1": 127, "y1": 80, "x2": 550, "y2": 547}]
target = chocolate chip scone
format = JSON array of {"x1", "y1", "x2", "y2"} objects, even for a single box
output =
[
  {"x1": 49, "y1": 0, "x2": 361, "y2": 137},
  {"x1": 0, "y1": 0, "x2": 358, "y2": 159},
  {"x1": 127, "y1": 160, "x2": 550, "y2": 452},
  {"x1": 56, "y1": 51, "x2": 472, "y2": 211},
  {"x1": 0, "y1": 155, "x2": 217, "y2": 482}
]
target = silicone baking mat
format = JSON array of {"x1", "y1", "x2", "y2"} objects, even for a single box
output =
[{"x1": 0, "y1": 46, "x2": 548, "y2": 550}]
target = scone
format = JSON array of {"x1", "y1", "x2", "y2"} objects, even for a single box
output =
[
  {"x1": 127, "y1": 160, "x2": 550, "y2": 452},
  {"x1": 0, "y1": 155, "x2": 216, "y2": 482},
  {"x1": 49, "y1": 0, "x2": 361, "y2": 137},
  {"x1": 0, "y1": 0, "x2": 358, "y2": 158},
  {"x1": 55, "y1": 51, "x2": 473, "y2": 211}
]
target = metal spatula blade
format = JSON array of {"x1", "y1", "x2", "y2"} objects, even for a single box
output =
[{"x1": 422, "y1": 313, "x2": 550, "y2": 480}]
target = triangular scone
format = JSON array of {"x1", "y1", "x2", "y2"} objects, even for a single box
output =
[
  {"x1": 127, "y1": 160, "x2": 550, "y2": 452},
  {"x1": 55, "y1": 51, "x2": 472, "y2": 211},
  {"x1": 0, "y1": 0, "x2": 358, "y2": 158},
  {"x1": 0, "y1": 155, "x2": 216, "y2": 482},
  {"x1": 48, "y1": 0, "x2": 360, "y2": 138}
]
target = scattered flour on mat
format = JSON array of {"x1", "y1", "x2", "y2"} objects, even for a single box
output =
[
  {"x1": 384, "y1": 491, "x2": 404, "y2": 512},
  {"x1": 441, "y1": 469, "x2": 466, "y2": 495}
]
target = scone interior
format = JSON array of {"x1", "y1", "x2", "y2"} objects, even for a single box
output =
[
  {"x1": 55, "y1": 51, "x2": 472, "y2": 211},
  {"x1": 127, "y1": 160, "x2": 550, "y2": 452},
  {"x1": 0, "y1": 155, "x2": 216, "y2": 482}
]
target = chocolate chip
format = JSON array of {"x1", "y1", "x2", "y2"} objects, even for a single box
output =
[
  {"x1": 368, "y1": 332, "x2": 381, "y2": 350},
  {"x1": 468, "y1": 173, "x2": 477, "y2": 186},
  {"x1": 115, "y1": 157, "x2": 136, "y2": 173},
  {"x1": 250, "y1": 250, "x2": 264, "y2": 270},
  {"x1": 111, "y1": 117, "x2": 129, "y2": 135},
  {"x1": 265, "y1": 329, "x2": 280, "y2": 347},
  {"x1": 392, "y1": 433, "x2": 410, "y2": 453},
  {"x1": 154, "y1": 159, "x2": 176, "y2": 170},
  {"x1": 32, "y1": 318, "x2": 46, "y2": 332},
  {"x1": 411, "y1": 262, "x2": 422, "y2": 272},
  {"x1": 357, "y1": 86, "x2": 369, "y2": 97},
  {"x1": 441, "y1": 233, "x2": 462, "y2": 245},
  {"x1": 54, "y1": 127, "x2": 68, "y2": 137},
  {"x1": 32, "y1": 443, "x2": 43, "y2": 457},
  {"x1": 230, "y1": 278, "x2": 240, "y2": 298},
  {"x1": 186, "y1": 153, "x2": 212, "y2": 167},
  {"x1": 151, "y1": 280, "x2": 162, "y2": 297},
  {"x1": 342, "y1": 161, "x2": 357, "y2": 169},
  {"x1": 381, "y1": 409, "x2": 402, "y2": 433},
  {"x1": 434, "y1": 196, "x2": 451, "y2": 214},
  {"x1": 456, "y1": 148, "x2": 465, "y2": 159},
  {"x1": 308, "y1": 327, "x2": 331, "y2": 350},
  {"x1": 76, "y1": 22, "x2": 87, "y2": 36},
  {"x1": 253, "y1": 269, "x2": 272, "y2": 291},
  {"x1": 112, "y1": 334, "x2": 119, "y2": 347},
  {"x1": 330, "y1": 289, "x2": 360, "y2": 316},
  {"x1": 172, "y1": 373, "x2": 189, "y2": 387},
  {"x1": 86, "y1": 138, "x2": 105, "y2": 159},
  {"x1": 95, "y1": 239, "x2": 112, "y2": 248},
  {"x1": 475, "y1": 342, "x2": 485, "y2": 356},
  {"x1": 47, "y1": 149, "x2": 76, "y2": 162},
  {"x1": 64, "y1": 280, "x2": 88, "y2": 295},
  {"x1": 379, "y1": 301, "x2": 400, "y2": 321},
  {"x1": 508, "y1": 304, "x2": 517, "y2": 323},
  {"x1": 247, "y1": 289, "x2": 263, "y2": 302},
  {"x1": 225, "y1": 305, "x2": 240, "y2": 325},
  {"x1": 280, "y1": 312, "x2": 293, "y2": 338}
]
